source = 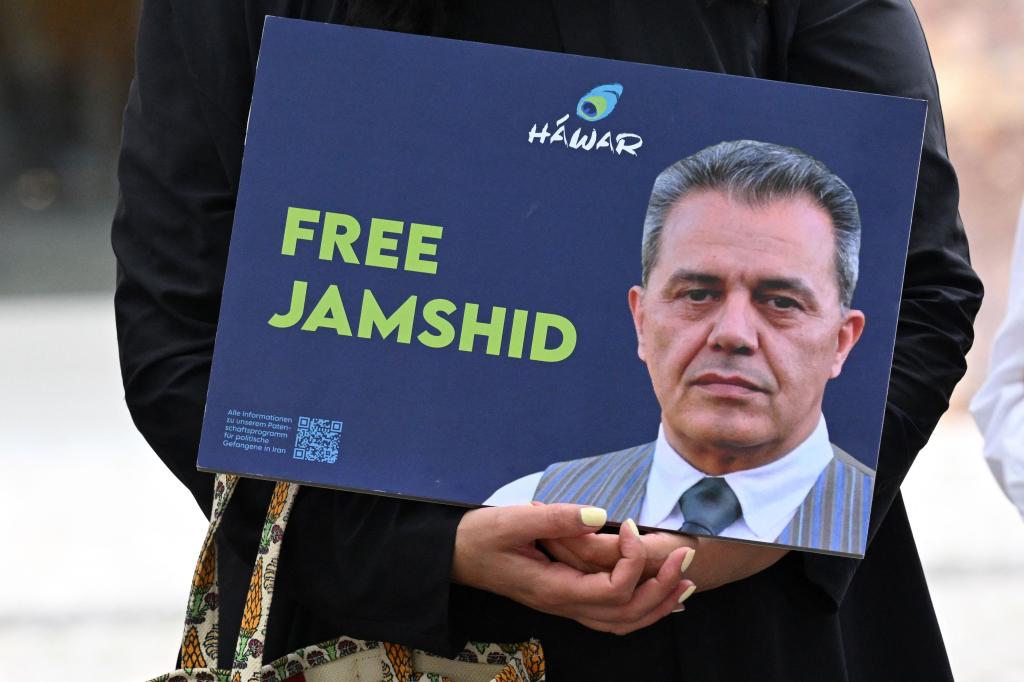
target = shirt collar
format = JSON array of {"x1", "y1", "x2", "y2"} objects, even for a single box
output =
[{"x1": 645, "y1": 415, "x2": 834, "y2": 540}]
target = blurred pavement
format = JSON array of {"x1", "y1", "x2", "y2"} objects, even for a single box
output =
[{"x1": 1, "y1": 295, "x2": 1022, "y2": 680}]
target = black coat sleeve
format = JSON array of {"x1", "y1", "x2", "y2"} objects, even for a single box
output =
[
  {"x1": 773, "y1": 0, "x2": 984, "y2": 603},
  {"x1": 112, "y1": 0, "x2": 467, "y2": 655}
]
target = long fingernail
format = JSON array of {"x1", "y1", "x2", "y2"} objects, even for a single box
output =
[
  {"x1": 671, "y1": 605, "x2": 686, "y2": 614},
  {"x1": 624, "y1": 518, "x2": 639, "y2": 536},
  {"x1": 580, "y1": 507, "x2": 607, "y2": 527},
  {"x1": 678, "y1": 584, "x2": 697, "y2": 604},
  {"x1": 680, "y1": 548, "x2": 695, "y2": 575}
]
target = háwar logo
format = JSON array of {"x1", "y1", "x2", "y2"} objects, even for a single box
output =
[
  {"x1": 528, "y1": 82, "x2": 643, "y2": 157},
  {"x1": 576, "y1": 83, "x2": 622, "y2": 122}
]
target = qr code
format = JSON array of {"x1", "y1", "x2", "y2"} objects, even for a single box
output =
[{"x1": 293, "y1": 417, "x2": 343, "y2": 463}]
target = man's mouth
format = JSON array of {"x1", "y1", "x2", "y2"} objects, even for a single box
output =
[{"x1": 691, "y1": 372, "x2": 765, "y2": 396}]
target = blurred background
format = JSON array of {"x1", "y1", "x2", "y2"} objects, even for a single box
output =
[{"x1": 0, "y1": 2, "x2": 1021, "y2": 679}]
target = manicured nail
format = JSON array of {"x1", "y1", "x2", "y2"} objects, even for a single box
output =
[
  {"x1": 677, "y1": 584, "x2": 697, "y2": 604},
  {"x1": 624, "y1": 518, "x2": 639, "y2": 536},
  {"x1": 671, "y1": 605, "x2": 686, "y2": 614},
  {"x1": 680, "y1": 548, "x2": 695, "y2": 575},
  {"x1": 580, "y1": 507, "x2": 607, "y2": 527}
]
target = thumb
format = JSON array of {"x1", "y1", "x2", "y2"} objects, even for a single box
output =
[{"x1": 499, "y1": 503, "x2": 608, "y2": 544}]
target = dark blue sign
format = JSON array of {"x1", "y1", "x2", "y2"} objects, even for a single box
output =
[{"x1": 198, "y1": 17, "x2": 924, "y2": 555}]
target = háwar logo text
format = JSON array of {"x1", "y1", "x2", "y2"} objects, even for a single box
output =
[{"x1": 527, "y1": 82, "x2": 643, "y2": 157}]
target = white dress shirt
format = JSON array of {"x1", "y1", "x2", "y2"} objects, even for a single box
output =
[
  {"x1": 485, "y1": 414, "x2": 836, "y2": 542},
  {"x1": 970, "y1": 201, "x2": 1024, "y2": 518}
]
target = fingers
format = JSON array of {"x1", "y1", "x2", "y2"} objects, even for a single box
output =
[
  {"x1": 544, "y1": 526, "x2": 700, "y2": 581},
  {"x1": 496, "y1": 502, "x2": 609, "y2": 545},
  {"x1": 570, "y1": 544, "x2": 697, "y2": 635},
  {"x1": 527, "y1": 523, "x2": 694, "y2": 629},
  {"x1": 638, "y1": 531, "x2": 699, "y2": 578},
  {"x1": 541, "y1": 534, "x2": 620, "y2": 573},
  {"x1": 607, "y1": 518, "x2": 647, "y2": 592},
  {"x1": 537, "y1": 518, "x2": 645, "y2": 607},
  {"x1": 572, "y1": 541, "x2": 692, "y2": 626},
  {"x1": 456, "y1": 505, "x2": 700, "y2": 636},
  {"x1": 577, "y1": 578, "x2": 695, "y2": 635}
]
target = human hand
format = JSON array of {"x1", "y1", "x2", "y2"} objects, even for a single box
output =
[
  {"x1": 543, "y1": 522, "x2": 786, "y2": 591},
  {"x1": 451, "y1": 504, "x2": 696, "y2": 635}
]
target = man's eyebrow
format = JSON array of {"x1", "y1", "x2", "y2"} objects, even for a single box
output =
[
  {"x1": 755, "y1": 277, "x2": 820, "y2": 305},
  {"x1": 663, "y1": 269, "x2": 723, "y2": 287}
]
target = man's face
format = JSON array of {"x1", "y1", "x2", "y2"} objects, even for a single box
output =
[{"x1": 629, "y1": 190, "x2": 864, "y2": 473}]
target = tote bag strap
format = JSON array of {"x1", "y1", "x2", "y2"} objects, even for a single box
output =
[
  {"x1": 229, "y1": 479, "x2": 298, "y2": 679},
  {"x1": 176, "y1": 474, "x2": 299, "y2": 681},
  {"x1": 170, "y1": 477, "x2": 545, "y2": 682},
  {"x1": 176, "y1": 473, "x2": 239, "y2": 668}
]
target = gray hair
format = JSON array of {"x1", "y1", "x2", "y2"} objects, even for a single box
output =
[{"x1": 641, "y1": 140, "x2": 861, "y2": 309}]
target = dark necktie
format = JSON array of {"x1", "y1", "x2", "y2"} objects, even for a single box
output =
[{"x1": 678, "y1": 477, "x2": 742, "y2": 536}]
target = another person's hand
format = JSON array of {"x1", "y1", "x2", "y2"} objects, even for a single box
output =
[
  {"x1": 451, "y1": 504, "x2": 696, "y2": 635},
  {"x1": 543, "y1": 522, "x2": 787, "y2": 592}
]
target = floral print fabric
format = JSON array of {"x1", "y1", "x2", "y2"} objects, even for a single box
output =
[{"x1": 147, "y1": 474, "x2": 545, "y2": 682}]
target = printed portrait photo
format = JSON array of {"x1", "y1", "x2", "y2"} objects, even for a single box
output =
[{"x1": 486, "y1": 140, "x2": 875, "y2": 555}]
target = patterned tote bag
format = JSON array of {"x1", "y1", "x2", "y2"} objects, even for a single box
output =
[{"x1": 147, "y1": 474, "x2": 545, "y2": 682}]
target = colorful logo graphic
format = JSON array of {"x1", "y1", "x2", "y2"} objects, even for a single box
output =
[{"x1": 576, "y1": 83, "x2": 624, "y2": 122}]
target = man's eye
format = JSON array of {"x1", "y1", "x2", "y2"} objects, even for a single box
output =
[
  {"x1": 767, "y1": 296, "x2": 801, "y2": 310},
  {"x1": 683, "y1": 290, "x2": 716, "y2": 302}
]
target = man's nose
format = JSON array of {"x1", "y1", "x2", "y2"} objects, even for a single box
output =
[{"x1": 707, "y1": 294, "x2": 759, "y2": 354}]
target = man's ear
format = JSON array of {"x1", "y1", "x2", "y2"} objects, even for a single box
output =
[
  {"x1": 628, "y1": 285, "x2": 647, "y2": 362},
  {"x1": 830, "y1": 308, "x2": 866, "y2": 378}
]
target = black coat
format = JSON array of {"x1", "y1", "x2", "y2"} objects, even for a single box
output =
[{"x1": 112, "y1": 1, "x2": 983, "y2": 679}]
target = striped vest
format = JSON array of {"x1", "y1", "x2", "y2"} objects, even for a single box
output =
[{"x1": 533, "y1": 442, "x2": 875, "y2": 555}]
